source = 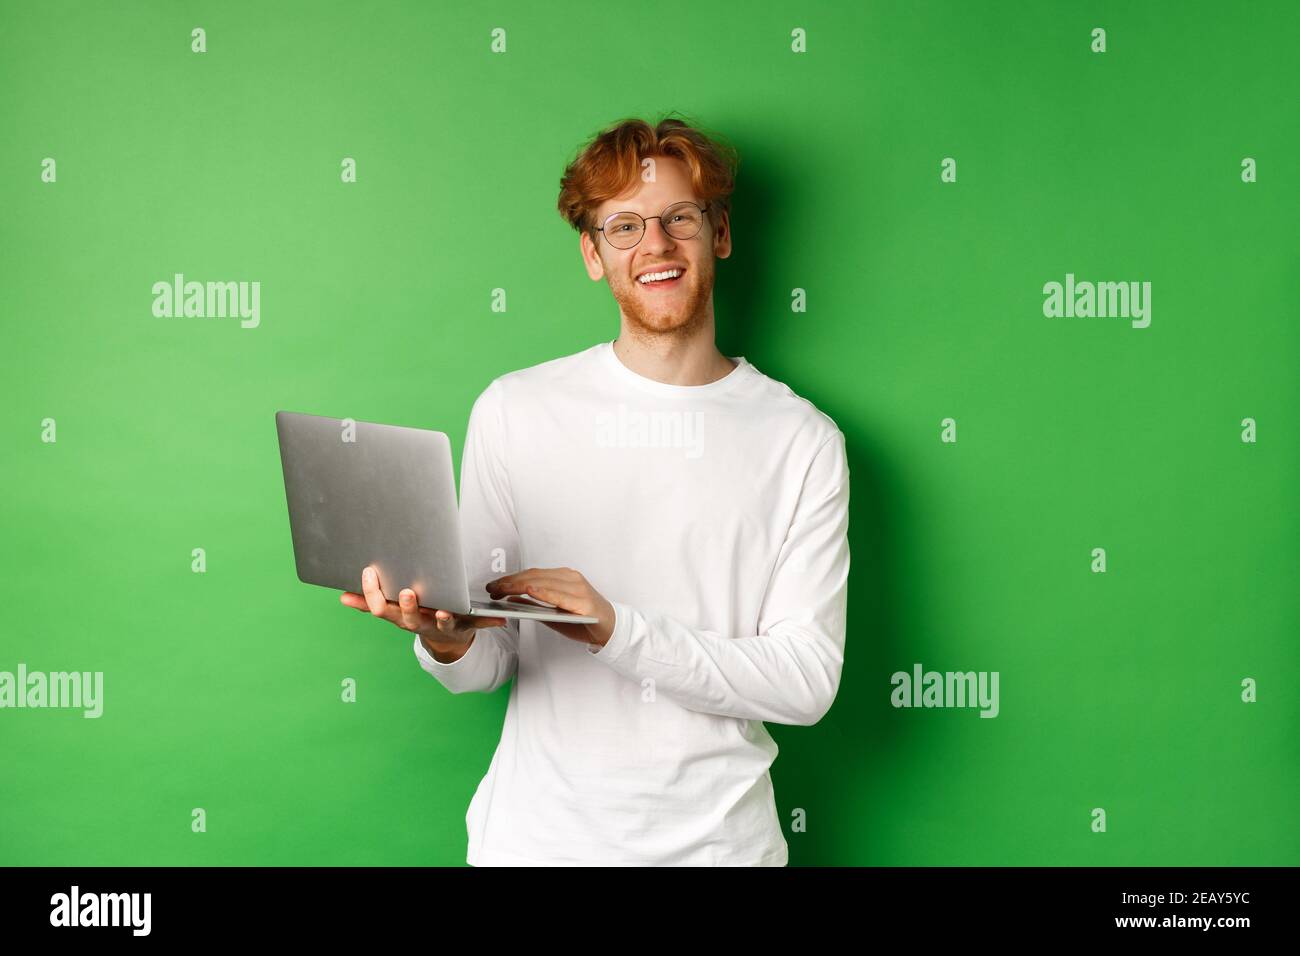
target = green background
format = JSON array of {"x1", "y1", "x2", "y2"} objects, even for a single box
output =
[{"x1": 1, "y1": 0, "x2": 1296, "y2": 866}]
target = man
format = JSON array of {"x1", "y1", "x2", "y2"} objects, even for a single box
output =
[{"x1": 340, "y1": 116, "x2": 850, "y2": 865}]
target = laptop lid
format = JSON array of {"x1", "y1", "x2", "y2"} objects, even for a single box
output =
[{"x1": 274, "y1": 410, "x2": 474, "y2": 614}]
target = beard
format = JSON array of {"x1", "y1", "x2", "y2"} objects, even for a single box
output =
[{"x1": 607, "y1": 254, "x2": 716, "y2": 343}]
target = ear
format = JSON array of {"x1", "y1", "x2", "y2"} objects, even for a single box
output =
[
  {"x1": 711, "y1": 206, "x2": 732, "y2": 260},
  {"x1": 580, "y1": 229, "x2": 607, "y2": 281}
]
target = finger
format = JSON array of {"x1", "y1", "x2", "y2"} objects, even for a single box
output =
[
  {"x1": 487, "y1": 568, "x2": 559, "y2": 591},
  {"x1": 340, "y1": 592, "x2": 369, "y2": 612},
  {"x1": 487, "y1": 570, "x2": 579, "y2": 598},
  {"x1": 398, "y1": 589, "x2": 422, "y2": 631},
  {"x1": 494, "y1": 594, "x2": 552, "y2": 608},
  {"x1": 491, "y1": 567, "x2": 581, "y2": 585},
  {"x1": 429, "y1": 608, "x2": 452, "y2": 632},
  {"x1": 490, "y1": 581, "x2": 579, "y2": 608},
  {"x1": 361, "y1": 566, "x2": 389, "y2": 616},
  {"x1": 518, "y1": 583, "x2": 587, "y2": 609},
  {"x1": 518, "y1": 584, "x2": 590, "y2": 615},
  {"x1": 522, "y1": 580, "x2": 586, "y2": 604}
]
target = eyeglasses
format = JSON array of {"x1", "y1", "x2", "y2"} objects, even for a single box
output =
[{"x1": 595, "y1": 201, "x2": 711, "y2": 250}]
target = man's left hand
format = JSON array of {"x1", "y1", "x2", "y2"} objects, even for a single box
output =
[{"x1": 486, "y1": 567, "x2": 616, "y2": 648}]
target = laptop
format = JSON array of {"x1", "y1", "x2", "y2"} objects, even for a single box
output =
[{"x1": 274, "y1": 410, "x2": 598, "y2": 623}]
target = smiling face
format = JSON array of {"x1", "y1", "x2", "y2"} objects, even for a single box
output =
[{"x1": 580, "y1": 154, "x2": 731, "y2": 340}]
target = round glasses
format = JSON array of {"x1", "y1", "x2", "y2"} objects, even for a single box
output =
[{"x1": 595, "y1": 201, "x2": 711, "y2": 250}]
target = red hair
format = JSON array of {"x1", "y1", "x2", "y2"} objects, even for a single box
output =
[{"x1": 556, "y1": 112, "x2": 740, "y2": 243}]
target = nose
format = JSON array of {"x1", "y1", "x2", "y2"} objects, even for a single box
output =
[{"x1": 639, "y1": 216, "x2": 676, "y2": 253}]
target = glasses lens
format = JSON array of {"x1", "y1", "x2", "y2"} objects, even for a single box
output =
[
  {"x1": 663, "y1": 202, "x2": 704, "y2": 240},
  {"x1": 604, "y1": 213, "x2": 644, "y2": 248}
]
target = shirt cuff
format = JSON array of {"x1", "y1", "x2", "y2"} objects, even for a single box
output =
[
  {"x1": 586, "y1": 600, "x2": 634, "y2": 665},
  {"x1": 413, "y1": 631, "x2": 480, "y2": 669}
]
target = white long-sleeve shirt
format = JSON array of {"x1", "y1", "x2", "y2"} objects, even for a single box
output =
[{"x1": 414, "y1": 339, "x2": 850, "y2": 865}]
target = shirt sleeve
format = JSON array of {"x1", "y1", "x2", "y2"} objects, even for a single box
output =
[
  {"x1": 587, "y1": 429, "x2": 850, "y2": 726},
  {"x1": 412, "y1": 378, "x2": 520, "y2": 695}
]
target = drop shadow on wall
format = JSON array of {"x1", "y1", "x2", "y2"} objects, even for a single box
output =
[{"x1": 715, "y1": 149, "x2": 918, "y2": 866}]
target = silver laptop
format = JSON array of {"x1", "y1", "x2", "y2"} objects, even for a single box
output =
[{"x1": 274, "y1": 410, "x2": 598, "y2": 623}]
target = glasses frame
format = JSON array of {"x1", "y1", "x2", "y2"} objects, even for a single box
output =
[{"x1": 594, "y1": 200, "x2": 712, "y2": 249}]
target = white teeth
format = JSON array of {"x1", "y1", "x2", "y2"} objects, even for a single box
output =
[{"x1": 637, "y1": 268, "x2": 683, "y2": 284}]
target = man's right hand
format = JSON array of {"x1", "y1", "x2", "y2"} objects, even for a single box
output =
[{"x1": 340, "y1": 565, "x2": 508, "y2": 662}]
